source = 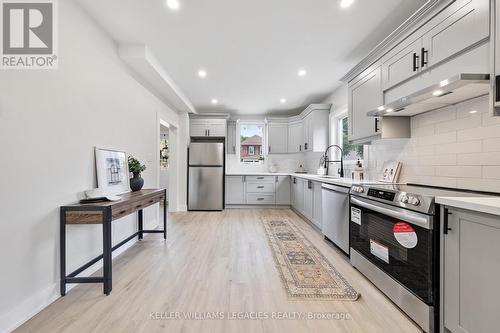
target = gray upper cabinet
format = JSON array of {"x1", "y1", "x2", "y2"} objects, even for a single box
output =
[
  {"x1": 190, "y1": 119, "x2": 227, "y2": 137},
  {"x1": 442, "y1": 207, "x2": 500, "y2": 333},
  {"x1": 268, "y1": 122, "x2": 288, "y2": 154},
  {"x1": 382, "y1": 38, "x2": 423, "y2": 89},
  {"x1": 348, "y1": 66, "x2": 382, "y2": 143},
  {"x1": 422, "y1": 0, "x2": 489, "y2": 68},
  {"x1": 287, "y1": 121, "x2": 303, "y2": 153},
  {"x1": 302, "y1": 108, "x2": 330, "y2": 152},
  {"x1": 226, "y1": 121, "x2": 236, "y2": 154}
]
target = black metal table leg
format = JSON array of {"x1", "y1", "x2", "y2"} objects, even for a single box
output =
[
  {"x1": 102, "y1": 207, "x2": 112, "y2": 295},
  {"x1": 163, "y1": 190, "x2": 167, "y2": 240},
  {"x1": 60, "y1": 207, "x2": 66, "y2": 296},
  {"x1": 138, "y1": 209, "x2": 143, "y2": 240}
]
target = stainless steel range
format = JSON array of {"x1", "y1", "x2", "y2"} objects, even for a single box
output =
[{"x1": 349, "y1": 184, "x2": 482, "y2": 333}]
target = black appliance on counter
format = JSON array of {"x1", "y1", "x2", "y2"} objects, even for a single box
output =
[{"x1": 349, "y1": 184, "x2": 485, "y2": 333}]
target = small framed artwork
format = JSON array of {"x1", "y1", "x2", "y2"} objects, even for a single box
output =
[
  {"x1": 95, "y1": 147, "x2": 130, "y2": 195},
  {"x1": 379, "y1": 161, "x2": 402, "y2": 183}
]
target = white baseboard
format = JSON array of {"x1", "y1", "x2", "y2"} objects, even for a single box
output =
[{"x1": 0, "y1": 226, "x2": 162, "y2": 333}]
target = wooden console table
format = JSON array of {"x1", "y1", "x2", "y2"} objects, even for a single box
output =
[{"x1": 60, "y1": 189, "x2": 167, "y2": 296}]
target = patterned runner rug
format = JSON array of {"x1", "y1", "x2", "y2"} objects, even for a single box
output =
[{"x1": 262, "y1": 218, "x2": 359, "y2": 301}]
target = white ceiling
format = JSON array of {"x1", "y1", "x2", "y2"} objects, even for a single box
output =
[{"x1": 76, "y1": 0, "x2": 427, "y2": 115}]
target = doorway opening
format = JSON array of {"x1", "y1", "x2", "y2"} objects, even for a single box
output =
[{"x1": 160, "y1": 122, "x2": 170, "y2": 201}]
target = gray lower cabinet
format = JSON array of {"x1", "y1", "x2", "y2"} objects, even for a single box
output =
[
  {"x1": 291, "y1": 178, "x2": 322, "y2": 228},
  {"x1": 275, "y1": 176, "x2": 291, "y2": 205},
  {"x1": 442, "y1": 207, "x2": 500, "y2": 333},
  {"x1": 291, "y1": 177, "x2": 305, "y2": 212},
  {"x1": 226, "y1": 175, "x2": 291, "y2": 206},
  {"x1": 312, "y1": 181, "x2": 322, "y2": 228},
  {"x1": 303, "y1": 180, "x2": 314, "y2": 220},
  {"x1": 225, "y1": 176, "x2": 245, "y2": 205}
]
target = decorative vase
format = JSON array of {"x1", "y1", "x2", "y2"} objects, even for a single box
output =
[{"x1": 130, "y1": 172, "x2": 144, "y2": 192}]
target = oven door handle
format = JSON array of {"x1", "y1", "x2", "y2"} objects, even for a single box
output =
[{"x1": 350, "y1": 197, "x2": 433, "y2": 230}]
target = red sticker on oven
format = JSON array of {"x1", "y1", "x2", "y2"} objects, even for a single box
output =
[{"x1": 393, "y1": 222, "x2": 418, "y2": 249}]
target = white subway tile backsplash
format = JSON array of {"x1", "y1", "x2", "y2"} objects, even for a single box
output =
[
  {"x1": 435, "y1": 140, "x2": 482, "y2": 155},
  {"x1": 457, "y1": 124, "x2": 500, "y2": 141},
  {"x1": 457, "y1": 153, "x2": 500, "y2": 166},
  {"x1": 483, "y1": 138, "x2": 500, "y2": 152},
  {"x1": 483, "y1": 166, "x2": 500, "y2": 180},
  {"x1": 412, "y1": 125, "x2": 435, "y2": 137},
  {"x1": 416, "y1": 132, "x2": 456, "y2": 146},
  {"x1": 366, "y1": 96, "x2": 500, "y2": 192},
  {"x1": 412, "y1": 105, "x2": 456, "y2": 128},
  {"x1": 434, "y1": 115, "x2": 482, "y2": 134},
  {"x1": 435, "y1": 166, "x2": 482, "y2": 178},
  {"x1": 457, "y1": 178, "x2": 500, "y2": 193}
]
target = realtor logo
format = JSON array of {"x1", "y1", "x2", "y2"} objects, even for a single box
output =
[{"x1": 1, "y1": 0, "x2": 58, "y2": 69}]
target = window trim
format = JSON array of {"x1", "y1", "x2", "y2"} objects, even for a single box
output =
[
  {"x1": 330, "y1": 107, "x2": 364, "y2": 165},
  {"x1": 237, "y1": 120, "x2": 266, "y2": 165}
]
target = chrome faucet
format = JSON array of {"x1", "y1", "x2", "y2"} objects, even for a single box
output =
[{"x1": 323, "y1": 145, "x2": 344, "y2": 177}]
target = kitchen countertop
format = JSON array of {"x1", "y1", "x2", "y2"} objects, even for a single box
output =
[
  {"x1": 225, "y1": 172, "x2": 382, "y2": 188},
  {"x1": 436, "y1": 196, "x2": 500, "y2": 216}
]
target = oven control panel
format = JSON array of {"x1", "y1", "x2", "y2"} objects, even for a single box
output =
[
  {"x1": 367, "y1": 189, "x2": 396, "y2": 202},
  {"x1": 399, "y1": 194, "x2": 421, "y2": 206}
]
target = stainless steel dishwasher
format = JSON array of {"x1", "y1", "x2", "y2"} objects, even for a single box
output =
[{"x1": 321, "y1": 183, "x2": 350, "y2": 254}]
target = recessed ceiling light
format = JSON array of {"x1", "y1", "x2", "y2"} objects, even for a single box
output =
[
  {"x1": 297, "y1": 69, "x2": 307, "y2": 77},
  {"x1": 166, "y1": 0, "x2": 180, "y2": 11},
  {"x1": 377, "y1": 106, "x2": 385, "y2": 111},
  {"x1": 280, "y1": 98, "x2": 287, "y2": 104},
  {"x1": 211, "y1": 98, "x2": 218, "y2": 105},
  {"x1": 386, "y1": 108, "x2": 394, "y2": 113},
  {"x1": 432, "y1": 90, "x2": 444, "y2": 97},
  {"x1": 340, "y1": 0, "x2": 354, "y2": 9},
  {"x1": 198, "y1": 70, "x2": 207, "y2": 78},
  {"x1": 469, "y1": 110, "x2": 478, "y2": 114}
]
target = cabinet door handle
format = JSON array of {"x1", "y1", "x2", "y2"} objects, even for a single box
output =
[
  {"x1": 421, "y1": 48, "x2": 428, "y2": 68},
  {"x1": 299, "y1": 145, "x2": 302, "y2": 151},
  {"x1": 269, "y1": 145, "x2": 271, "y2": 153},
  {"x1": 293, "y1": 177, "x2": 296, "y2": 184},
  {"x1": 412, "y1": 53, "x2": 420, "y2": 72},
  {"x1": 443, "y1": 208, "x2": 452, "y2": 235},
  {"x1": 375, "y1": 118, "x2": 380, "y2": 133},
  {"x1": 257, "y1": 186, "x2": 265, "y2": 189},
  {"x1": 257, "y1": 198, "x2": 265, "y2": 201},
  {"x1": 257, "y1": 177, "x2": 264, "y2": 180},
  {"x1": 208, "y1": 129, "x2": 210, "y2": 136},
  {"x1": 275, "y1": 176, "x2": 278, "y2": 183},
  {"x1": 304, "y1": 143, "x2": 308, "y2": 150}
]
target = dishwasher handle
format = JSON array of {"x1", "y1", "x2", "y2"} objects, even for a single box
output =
[{"x1": 321, "y1": 183, "x2": 350, "y2": 194}]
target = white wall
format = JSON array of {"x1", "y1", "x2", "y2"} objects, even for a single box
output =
[{"x1": 0, "y1": 1, "x2": 187, "y2": 331}]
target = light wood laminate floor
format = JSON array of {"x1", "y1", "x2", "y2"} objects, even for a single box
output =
[{"x1": 16, "y1": 209, "x2": 421, "y2": 333}]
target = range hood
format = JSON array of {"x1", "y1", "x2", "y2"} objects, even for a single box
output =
[{"x1": 368, "y1": 73, "x2": 490, "y2": 117}]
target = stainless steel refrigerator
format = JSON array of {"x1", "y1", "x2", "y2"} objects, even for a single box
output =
[{"x1": 187, "y1": 141, "x2": 224, "y2": 211}]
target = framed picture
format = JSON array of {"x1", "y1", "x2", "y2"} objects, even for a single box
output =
[{"x1": 95, "y1": 147, "x2": 130, "y2": 195}]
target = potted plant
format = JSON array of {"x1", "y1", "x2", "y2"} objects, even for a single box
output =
[{"x1": 128, "y1": 156, "x2": 146, "y2": 192}]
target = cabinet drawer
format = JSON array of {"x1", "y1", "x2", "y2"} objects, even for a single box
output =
[
  {"x1": 246, "y1": 194, "x2": 276, "y2": 205},
  {"x1": 246, "y1": 176, "x2": 275, "y2": 183},
  {"x1": 246, "y1": 182, "x2": 275, "y2": 193}
]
